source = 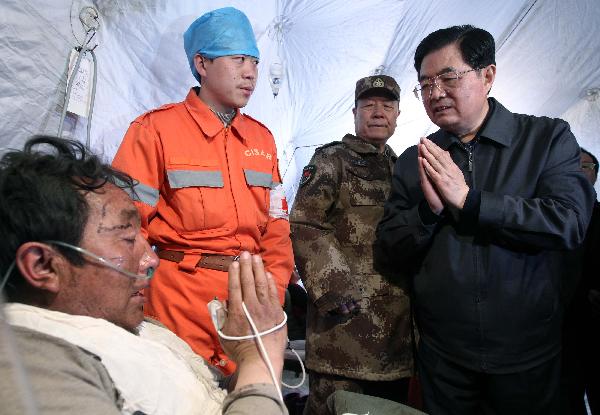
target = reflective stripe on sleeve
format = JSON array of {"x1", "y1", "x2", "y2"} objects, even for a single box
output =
[
  {"x1": 244, "y1": 169, "x2": 273, "y2": 188},
  {"x1": 167, "y1": 170, "x2": 224, "y2": 188},
  {"x1": 132, "y1": 181, "x2": 160, "y2": 207},
  {"x1": 115, "y1": 177, "x2": 159, "y2": 207}
]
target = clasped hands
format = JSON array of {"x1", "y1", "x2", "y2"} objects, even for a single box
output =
[
  {"x1": 418, "y1": 137, "x2": 470, "y2": 215},
  {"x1": 220, "y1": 251, "x2": 287, "y2": 387}
]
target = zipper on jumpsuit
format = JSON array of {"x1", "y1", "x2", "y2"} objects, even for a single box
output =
[{"x1": 224, "y1": 127, "x2": 243, "y2": 250}]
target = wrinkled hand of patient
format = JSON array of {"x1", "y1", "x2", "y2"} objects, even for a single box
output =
[{"x1": 220, "y1": 252, "x2": 287, "y2": 372}]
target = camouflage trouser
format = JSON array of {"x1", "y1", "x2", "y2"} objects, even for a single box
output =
[
  {"x1": 303, "y1": 371, "x2": 410, "y2": 415},
  {"x1": 326, "y1": 391, "x2": 427, "y2": 415}
]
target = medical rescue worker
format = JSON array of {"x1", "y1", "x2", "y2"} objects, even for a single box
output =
[{"x1": 112, "y1": 7, "x2": 294, "y2": 374}]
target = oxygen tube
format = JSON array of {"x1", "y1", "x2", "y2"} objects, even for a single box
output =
[{"x1": 208, "y1": 295, "x2": 306, "y2": 403}]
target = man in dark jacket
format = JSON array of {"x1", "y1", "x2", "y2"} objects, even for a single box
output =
[
  {"x1": 291, "y1": 75, "x2": 413, "y2": 414},
  {"x1": 376, "y1": 25, "x2": 595, "y2": 415}
]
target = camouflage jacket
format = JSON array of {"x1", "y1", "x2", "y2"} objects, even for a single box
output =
[{"x1": 290, "y1": 134, "x2": 413, "y2": 380}]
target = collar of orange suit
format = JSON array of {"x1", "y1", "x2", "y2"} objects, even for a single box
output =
[{"x1": 184, "y1": 87, "x2": 254, "y2": 143}]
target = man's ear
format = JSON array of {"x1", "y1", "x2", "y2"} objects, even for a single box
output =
[
  {"x1": 194, "y1": 54, "x2": 207, "y2": 78},
  {"x1": 15, "y1": 242, "x2": 62, "y2": 294},
  {"x1": 483, "y1": 64, "x2": 496, "y2": 95}
]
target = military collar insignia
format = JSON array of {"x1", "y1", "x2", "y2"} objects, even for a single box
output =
[
  {"x1": 373, "y1": 78, "x2": 384, "y2": 87},
  {"x1": 299, "y1": 165, "x2": 316, "y2": 187}
]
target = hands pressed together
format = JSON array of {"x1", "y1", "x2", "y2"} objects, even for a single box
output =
[
  {"x1": 418, "y1": 137, "x2": 470, "y2": 215},
  {"x1": 220, "y1": 251, "x2": 287, "y2": 389}
]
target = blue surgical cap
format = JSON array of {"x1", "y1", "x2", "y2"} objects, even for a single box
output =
[{"x1": 184, "y1": 7, "x2": 260, "y2": 83}]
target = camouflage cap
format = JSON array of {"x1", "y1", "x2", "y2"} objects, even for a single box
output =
[{"x1": 355, "y1": 75, "x2": 400, "y2": 101}]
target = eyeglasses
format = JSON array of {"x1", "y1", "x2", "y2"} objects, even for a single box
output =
[
  {"x1": 413, "y1": 68, "x2": 481, "y2": 101},
  {"x1": 581, "y1": 162, "x2": 597, "y2": 171}
]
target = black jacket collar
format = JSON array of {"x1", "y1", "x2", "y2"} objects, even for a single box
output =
[{"x1": 430, "y1": 98, "x2": 515, "y2": 150}]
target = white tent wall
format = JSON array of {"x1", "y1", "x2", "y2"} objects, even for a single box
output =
[
  {"x1": 1, "y1": 0, "x2": 600, "y2": 203},
  {"x1": 0, "y1": 0, "x2": 78, "y2": 150}
]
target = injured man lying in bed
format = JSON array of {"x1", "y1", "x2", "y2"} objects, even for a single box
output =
[{"x1": 0, "y1": 136, "x2": 288, "y2": 415}]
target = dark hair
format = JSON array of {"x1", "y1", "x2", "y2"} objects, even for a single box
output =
[
  {"x1": 581, "y1": 147, "x2": 599, "y2": 175},
  {"x1": 0, "y1": 136, "x2": 135, "y2": 300},
  {"x1": 414, "y1": 25, "x2": 496, "y2": 74}
]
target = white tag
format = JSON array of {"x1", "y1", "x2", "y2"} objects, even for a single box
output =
[
  {"x1": 269, "y1": 183, "x2": 289, "y2": 220},
  {"x1": 66, "y1": 49, "x2": 92, "y2": 117}
]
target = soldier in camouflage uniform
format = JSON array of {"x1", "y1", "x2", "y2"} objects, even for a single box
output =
[{"x1": 290, "y1": 75, "x2": 413, "y2": 414}]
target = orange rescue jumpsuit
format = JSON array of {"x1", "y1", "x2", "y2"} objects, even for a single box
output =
[{"x1": 112, "y1": 88, "x2": 293, "y2": 374}]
